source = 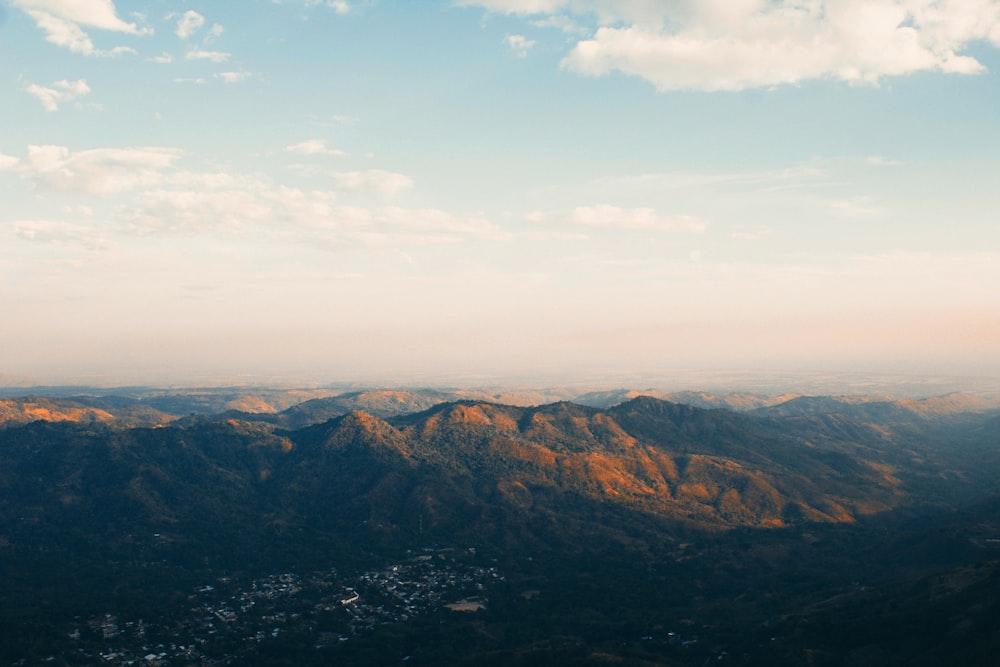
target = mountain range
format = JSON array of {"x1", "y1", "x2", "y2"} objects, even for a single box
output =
[{"x1": 2, "y1": 388, "x2": 999, "y2": 665}]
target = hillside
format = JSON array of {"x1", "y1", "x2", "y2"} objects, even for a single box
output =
[
  {"x1": 2, "y1": 393, "x2": 999, "y2": 665},
  {"x1": 2, "y1": 395, "x2": 996, "y2": 554}
]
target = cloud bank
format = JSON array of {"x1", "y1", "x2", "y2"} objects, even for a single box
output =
[
  {"x1": 1, "y1": 145, "x2": 182, "y2": 195},
  {"x1": 463, "y1": 0, "x2": 1000, "y2": 90},
  {"x1": 0, "y1": 144, "x2": 499, "y2": 248}
]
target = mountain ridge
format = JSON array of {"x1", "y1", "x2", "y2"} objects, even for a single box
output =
[
  {"x1": 2, "y1": 394, "x2": 996, "y2": 548},
  {"x1": 3, "y1": 392, "x2": 1000, "y2": 665}
]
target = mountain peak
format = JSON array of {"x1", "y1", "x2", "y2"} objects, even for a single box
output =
[{"x1": 292, "y1": 410, "x2": 411, "y2": 460}]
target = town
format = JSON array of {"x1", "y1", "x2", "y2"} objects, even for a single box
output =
[{"x1": 44, "y1": 548, "x2": 502, "y2": 666}]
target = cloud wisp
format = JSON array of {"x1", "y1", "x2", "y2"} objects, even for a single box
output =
[
  {"x1": 24, "y1": 78, "x2": 91, "y2": 111},
  {"x1": 185, "y1": 48, "x2": 230, "y2": 62},
  {"x1": 505, "y1": 34, "x2": 536, "y2": 57},
  {"x1": 285, "y1": 139, "x2": 347, "y2": 157},
  {"x1": 174, "y1": 9, "x2": 204, "y2": 39}
]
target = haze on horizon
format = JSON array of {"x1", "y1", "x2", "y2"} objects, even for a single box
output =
[{"x1": 2, "y1": 0, "x2": 999, "y2": 387}]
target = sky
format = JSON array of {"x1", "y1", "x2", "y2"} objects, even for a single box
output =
[{"x1": 1, "y1": 0, "x2": 999, "y2": 387}]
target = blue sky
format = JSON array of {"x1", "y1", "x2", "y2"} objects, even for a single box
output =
[{"x1": 2, "y1": 0, "x2": 999, "y2": 386}]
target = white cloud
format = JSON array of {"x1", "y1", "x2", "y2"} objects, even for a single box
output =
[
  {"x1": 2, "y1": 144, "x2": 497, "y2": 247},
  {"x1": 185, "y1": 48, "x2": 230, "y2": 62},
  {"x1": 464, "y1": 0, "x2": 1000, "y2": 91},
  {"x1": 104, "y1": 45, "x2": 135, "y2": 56},
  {"x1": 216, "y1": 71, "x2": 253, "y2": 83},
  {"x1": 123, "y1": 188, "x2": 279, "y2": 233},
  {"x1": 25, "y1": 78, "x2": 91, "y2": 111},
  {"x1": 285, "y1": 139, "x2": 346, "y2": 156},
  {"x1": 13, "y1": 0, "x2": 150, "y2": 56},
  {"x1": 331, "y1": 169, "x2": 415, "y2": 194},
  {"x1": 0, "y1": 154, "x2": 20, "y2": 171},
  {"x1": 117, "y1": 183, "x2": 504, "y2": 246},
  {"x1": 175, "y1": 10, "x2": 205, "y2": 39},
  {"x1": 13, "y1": 0, "x2": 147, "y2": 32},
  {"x1": 505, "y1": 34, "x2": 536, "y2": 57},
  {"x1": 151, "y1": 52, "x2": 174, "y2": 64},
  {"x1": 5, "y1": 145, "x2": 183, "y2": 195},
  {"x1": 568, "y1": 205, "x2": 708, "y2": 232},
  {"x1": 23, "y1": 10, "x2": 98, "y2": 53}
]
